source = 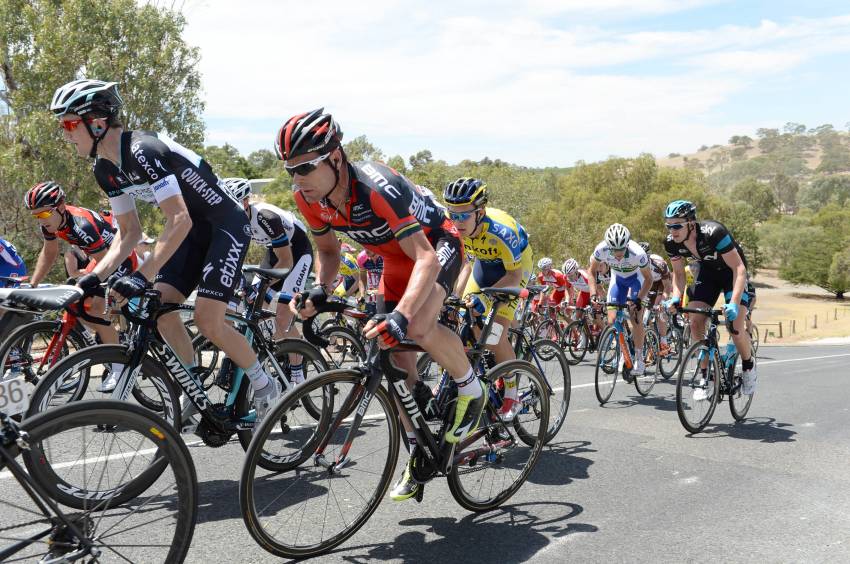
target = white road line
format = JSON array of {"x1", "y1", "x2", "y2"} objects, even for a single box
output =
[{"x1": 758, "y1": 353, "x2": 850, "y2": 366}]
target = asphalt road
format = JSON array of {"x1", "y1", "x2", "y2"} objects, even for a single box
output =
[{"x1": 4, "y1": 344, "x2": 850, "y2": 563}]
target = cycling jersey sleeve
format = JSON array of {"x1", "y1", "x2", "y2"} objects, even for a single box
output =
[
  {"x1": 664, "y1": 236, "x2": 683, "y2": 261},
  {"x1": 365, "y1": 164, "x2": 423, "y2": 241},
  {"x1": 128, "y1": 137, "x2": 182, "y2": 205},
  {"x1": 706, "y1": 222, "x2": 736, "y2": 255},
  {"x1": 256, "y1": 208, "x2": 291, "y2": 248}
]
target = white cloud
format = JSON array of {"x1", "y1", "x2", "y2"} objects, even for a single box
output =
[{"x1": 183, "y1": 3, "x2": 850, "y2": 166}]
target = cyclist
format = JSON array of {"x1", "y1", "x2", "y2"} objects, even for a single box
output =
[
  {"x1": 588, "y1": 224, "x2": 653, "y2": 378},
  {"x1": 334, "y1": 243, "x2": 360, "y2": 298},
  {"x1": 561, "y1": 257, "x2": 595, "y2": 323},
  {"x1": 533, "y1": 257, "x2": 566, "y2": 313},
  {"x1": 638, "y1": 241, "x2": 674, "y2": 356},
  {"x1": 445, "y1": 177, "x2": 533, "y2": 419},
  {"x1": 0, "y1": 238, "x2": 26, "y2": 286},
  {"x1": 278, "y1": 109, "x2": 476, "y2": 502},
  {"x1": 357, "y1": 247, "x2": 384, "y2": 313},
  {"x1": 51, "y1": 79, "x2": 280, "y2": 420},
  {"x1": 224, "y1": 177, "x2": 314, "y2": 384},
  {"x1": 25, "y1": 181, "x2": 139, "y2": 391},
  {"x1": 662, "y1": 200, "x2": 756, "y2": 395}
]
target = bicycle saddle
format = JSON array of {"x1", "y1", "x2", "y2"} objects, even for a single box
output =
[
  {"x1": 0, "y1": 285, "x2": 84, "y2": 310},
  {"x1": 244, "y1": 265, "x2": 291, "y2": 280},
  {"x1": 480, "y1": 286, "x2": 530, "y2": 299}
]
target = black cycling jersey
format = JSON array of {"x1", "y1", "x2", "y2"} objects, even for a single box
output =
[
  {"x1": 664, "y1": 220, "x2": 748, "y2": 271},
  {"x1": 41, "y1": 205, "x2": 115, "y2": 255},
  {"x1": 248, "y1": 203, "x2": 307, "y2": 249},
  {"x1": 93, "y1": 130, "x2": 238, "y2": 219}
]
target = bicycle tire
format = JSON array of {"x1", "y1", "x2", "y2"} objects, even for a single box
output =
[
  {"x1": 0, "y1": 318, "x2": 91, "y2": 389},
  {"x1": 749, "y1": 324, "x2": 760, "y2": 357},
  {"x1": 728, "y1": 356, "x2": 754, "y2": 421},
  {"x1": 240, "y1": 368, "x2": 399, "y2": 559},
  {"x1": 15, "y1": 400, "x2": 197, "y2": 562},
  {"x1": 524, "y1": 339, "x2": 570, "y2": 443},
  {"x1": 594, "y1": 327, "x2": 618, "y2": 405},
  {"x1": 561, "y1": 320, "x2": 588, "y2": 365},
  {"x1": 675, "y1": 341, "x2": 720, "y2": 434},
  {"x1": 448, "y1": 359, "x2": 548, "y2": 511},
  {"x1": 634, "y1": 329, "x2": 659, "y2": 397},
  {"x1": 320, "y1": 325, "x2": 366, "y2": 369},
  {"x1": 660, "y1": 325, "x2": 684, "y2": 380}
]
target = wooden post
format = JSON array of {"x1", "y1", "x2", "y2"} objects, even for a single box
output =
[
  {"x1": 836, "y1": 308, "x2": 839, "y2": 321},
  {"x1": 792, "y1": 319, "x2": 796, "y2": 334},
  {"x1": 813, "y1": 314, "x2": 817, "y2": 329},
  {"x1": 778, "y1": 321, "x2": 783, "y2": 338}
]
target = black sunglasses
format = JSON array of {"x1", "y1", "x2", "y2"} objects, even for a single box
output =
[
  {"x1": 285, "y1": 153, "x2": 331, "y2": 177},
  {"x1": 665, "y1": 223, "x2": 685, "y2": 231}
]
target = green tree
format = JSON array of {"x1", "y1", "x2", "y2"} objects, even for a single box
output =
[
  {"x1": 247, "y1": 149, "x2": 280, "y2": 177},
  {"x1": 799, "y1": 176, "x2": 850, "y2": 210},
  {"x1": 409, "y1": 149, "x2": 433, "y2": 169},
  {"x1": 344, "y1": 135, "x2": 384, "y2": 162},
  {"x1": 386, "y1": 155, "x2": 407, "y2": 173},
  {"x1": 0, "y1": 0, "x2": 203, "y2": 271},
  {"x1": 203, "y1": 143, "x2": 257, "y2": 178},
  {"x1": 769, "y1": 173, "x2": 799, "y2": 211},
  {"x1": 730, "y1": 177, "x2": 776, "y2": 221},
  {"x1": 828, "y1": 245, "x2": 850, "y2": 299}
]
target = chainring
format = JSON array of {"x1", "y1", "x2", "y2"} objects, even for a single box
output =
[
  {"x1": 196, "y1": 404, "x2": 233, "y2": 447},
  {"x1": 410, "y1": 448, "x2": 439, "y2": 483}
]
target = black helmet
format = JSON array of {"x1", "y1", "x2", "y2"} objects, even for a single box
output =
[
  {"x1": 25, "y1": 181, "x2": 65, "y2": 210},
  {"x1": 275, "y1": 108, "x2": 343, "y2": 161},
  {"x1": 50, "y1": 79, "x2": 123, "y2": 120},
  {"x1": 443, "y1": 178, "x2": 488, "y2": 207},
  {"x1": 638, "y1": 241, "x2": 650, "y2": 253}
]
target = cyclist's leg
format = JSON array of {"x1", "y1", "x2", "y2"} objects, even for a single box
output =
[
  {"x1": 723, "y1": 276, "x2": 756, "y2": 393},
  {"x1": 273, "y1": 249, "x2": 313, "y2": 382}
]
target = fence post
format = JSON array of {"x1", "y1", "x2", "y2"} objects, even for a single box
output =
[
  {"x1": 813, "y1": 314, "x2": 817, "y2": 329},
  {"x1": 836, "y1": 308, "x2": 839, "y2": 321},
  {"x1": 778, "y1": 321, "x2": 783, "y2": 338}
]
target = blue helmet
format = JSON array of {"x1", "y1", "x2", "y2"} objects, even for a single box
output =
[{"x1": 664, "y1": 200, "x2": 696, "y2": 220}]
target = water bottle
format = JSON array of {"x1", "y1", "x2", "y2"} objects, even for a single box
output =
[{"x1": 723, "y1": 342, "x2": 736, "y2": 367}]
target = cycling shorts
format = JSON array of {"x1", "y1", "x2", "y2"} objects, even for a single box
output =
[
  {"x1": 575, "y1": 291, "x2": 590, "y2": 309},
  {"x1": 464, "y1": 248, "x2": 533, "y2": 321},
  {"x1": 607, "y1": 273, "x2": 643, "y2": 306},
  {"x1": 155, "y1": 214, "x2": 250, "y2": 304},
  {"x1": 690, "y1": 266, "x2": 750, "y2": 308}
]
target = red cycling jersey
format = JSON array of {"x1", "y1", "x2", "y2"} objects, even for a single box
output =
[
  {"x1": 536, "y1": 269, "x2": 567, "y2": 304},
  {"x1": 42, "y1": 205, "x2": 138, "y2": 274}
]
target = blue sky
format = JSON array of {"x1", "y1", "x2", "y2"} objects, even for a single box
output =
[{"x1": 183, "y1": 1, "x2": 850, "y2": 167}]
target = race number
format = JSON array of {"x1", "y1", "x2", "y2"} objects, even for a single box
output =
[{"x1": 0, "y1": 376, "x2": 29, "y2": 416}]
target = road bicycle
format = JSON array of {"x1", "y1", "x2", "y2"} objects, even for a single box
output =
[
  {"x1": 561, "y1": 304, "x2": 607, "y2": 365},
  {"x1": 239, "y1": 287, "x2": 549, "y2": 559},
  {"x1": 675, "y1": 307, "x2": 755, "y2": 433},
  {"x1": 594, "y1": 302, "x2": 661, "y2": 404},
  {"x1": 0, "y1": 400, "x2": 197, "y2": 562}
]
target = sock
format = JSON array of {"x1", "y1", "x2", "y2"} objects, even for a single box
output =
[
  {"x1": 454, "y1": 367, "x2": 482, "y2": 398},
  {"x1": 110, "y1": 363, "x2": 125, "y2": 377},
  {"x1": 291, "y1": 362, "x2": 305, "y2": 384},
  {"x1": 406, "y1": 432, "x2": 417, "y2": 455},
  {"x1": 660, "y1": 336, "x2": 668, "y2": 345},
  {"x1": 742, "y1": 357, "x2": 754, "y2": 371},
  {"x1": 635, "y1": 347, "x2": 643, "y2": 362},
  {"x1": 245, "y1": 360, "x2": 270, "y2": 390}
]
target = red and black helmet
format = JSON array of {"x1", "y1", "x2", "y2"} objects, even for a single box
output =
[
  {"x1": 275, "y1": 108, "x2": 343, "y2": 161},
  {"x1": 24, "y1": 181, "x2": 65, "y2": 210}
]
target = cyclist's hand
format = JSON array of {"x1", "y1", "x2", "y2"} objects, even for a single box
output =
[
  {"x1": 723, "y1": 302, "x2": 739, "y2": 321},
  {"x1": 291, "y1": 286, "x2": 327, "y2": 318},
  {"x1": 465, "y1": 295, "x2": 486, "y2": 317},
  {"x1": 629, "y1": 298, "x2": 642, "y2": 313},
  {"x1": 641, "y1": 297, "x2": 651, "y2": 310},
  {"x1": 662, "y1": 296, "x2": 680, "y2": 312},
  {"x1": 76, "y1": 272, "x2": 101, "y2": 294},
  {"x1": 364, "y1": 310, "x2": 408, "y2": 349},
  {"x1": 110, "y1": 271, "x2": 149, "y2": 302}
]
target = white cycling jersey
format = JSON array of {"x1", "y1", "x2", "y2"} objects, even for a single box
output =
[{"x1": 592, "y1": 240, "x2": 649, "y2": 279}]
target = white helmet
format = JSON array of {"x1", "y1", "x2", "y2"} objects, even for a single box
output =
[
  {"x1": 604, "y1": 223, "x2": 630, "y2": 250},
  {"x1": 562, "y1": 258, "x2": 579, "y2": 275},
  {"x1": 50, "y1": 79, "x2": 123, "y2": 118},
  {"x1": 538, "y1": 257, "x2": 553, "y2": 270},
  {"x1": 223, "y1": 177, "x2": 252, "y2": 201}
]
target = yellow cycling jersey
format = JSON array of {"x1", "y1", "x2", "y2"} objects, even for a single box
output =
[
  {"x1": 339, "y1": 253, "x2": 359, "y2": 277},
  {"x1": 461, "y1": 208, "x2": 531, "y2": 270}
]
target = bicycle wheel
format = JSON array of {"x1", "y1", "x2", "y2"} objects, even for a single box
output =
[
  {"x1": 749, "y1": 323, "x2": 760, "y2": 357},
  {"x1": 27, "y1": 344, "x2": 181, "y2": 421},
  {"x1": 7, "y1": 400, "x2": 197, "y2": 562},
  {"x1": 0, "y1": 318, "x2": 91, "y2": 392},
  {"x1": 675, "y1": 341, "x2": 720, "y2": 433},
  {"x1": 240, "y1": 369, "x2": 399, "y2": 559},
  {"x1": 534, "y1": 319, "x2": 560, "y2": 342},
  {"x1": 634, "y1": 329, "x2": 659, "y2": 397},
  {"x1": 524, "y1": 339, "x2": 570, "y2": 443},
  {"x1": 659, "y1": 325, "x2": 684, "y2": 380},
  {"x1": 594, "y1": 327, "x2": 618, "y2": 405},
  {"x1": 448, "y1": 359, "x2": 548, "y2": 511},
  {"x1": 728, "y1": 356, "x2": 754, "y2": 421},
  {"x1": 561, "y1": 320, "x2": 588, "y2": 365},
  {"x1": 236, "y1": 338, "x2": 330, "y2": 453},
  {"x1": 320, "y1": 325, "x2": 366, "y2": 369}
]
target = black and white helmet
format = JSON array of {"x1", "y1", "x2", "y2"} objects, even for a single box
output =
[
  {"x1": 604, "y1": 223, "x2": 630, "y2": 250},
  {"x1": 50, "y1": 79, "x2": 123, "y2": 119},
  {"x1": 562, "y1": 258, "x2": 579, "y2": 275},
  {"x1": 223, "y1": 178, "x2": 252, "y2": 201}
]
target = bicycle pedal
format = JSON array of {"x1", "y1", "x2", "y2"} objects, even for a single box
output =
[{"x1": 414, "y1": 484, "x2": 425, "y2": 503}]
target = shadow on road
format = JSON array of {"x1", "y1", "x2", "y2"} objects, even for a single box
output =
[
  {"x1": 689, "y1": 417, "x2": 797, "y2": 443},
  {"x1": 195, "y1": 478, "x2": 242, "y2": 524},
  {"x1": 331, "y1": 501, "x2": 597, "y2": 564},
  {"x1": 526, "y1": 439, "x2": 595, "y2": 486}
]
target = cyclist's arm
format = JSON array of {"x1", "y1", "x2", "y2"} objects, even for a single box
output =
[
  {"x1": 126, "y1": 196, "x2": 191, "y2": 282},
  {"x1": 721, "y1": 249, "x2": 747, "y2": 305},
  {"x1": 588, "y1": 257, "x2": 601, "y2": 297},
  {"x1": 358, "y1": 268, "x2": 368, "y2": 299},
  {"x1": 313, "y1": 230, "x2": 341, "y2": 290},
  {"x1": 637, "y1": 264, "x2": 653, "y2": 301},
  {"x1": 392, "y1": 230, "x2": 440, "y2": 320},
  {"x1": 30, "y1": 238, "x2": 59, "y2": 287},
  {"x1": 454, "y1": 258, "x2": 472, "y2": 296},
  {"x1": 345, "y1": 276, "x2": 359, "y2": 297},
  {"x1": 91, "y1": 209, "x2": 143, "y2": 281},
  {"x1": 669, "y1": 258, "x2": 686, "y2": 301},
  {"x1": 662, "y1": 276, "x2": 674, "y2": 298},
  {"x1": 64, "y1": 250, "x2": 88, "y2": 279},
  {"x1": 271, "y1": 245, "x2": 294, "y2": 271},
  {"x1": 493, "y1": 265, "x2": 523, "y2": 288}
]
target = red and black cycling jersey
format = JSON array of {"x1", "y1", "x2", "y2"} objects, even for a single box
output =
[
  {"x1": 664, "y1": 220, "x2": 748, "y2": 272},
  {"x1": 41, "y1": 205, "x2": 116, "y2": 255},
  {"x1": 295, "y1": 161, "x2": 454, "y2": 257}
]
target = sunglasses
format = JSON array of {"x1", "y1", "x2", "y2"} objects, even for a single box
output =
[
  {"x1": 59, "y1": 118, "x2": 85, "y2": 132},
  {"x1": 448, "y1": 210, "x2": 476, "y2": 223},
  {"x1": 31, "y1": 208, "x2": 56, "y2": 219},
  {"x1": 285, "y1": 153, "x2": 331, "y2": 177},
  {"x1": 665, "y1": 223, "x2": 685, "y2": 231}
]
